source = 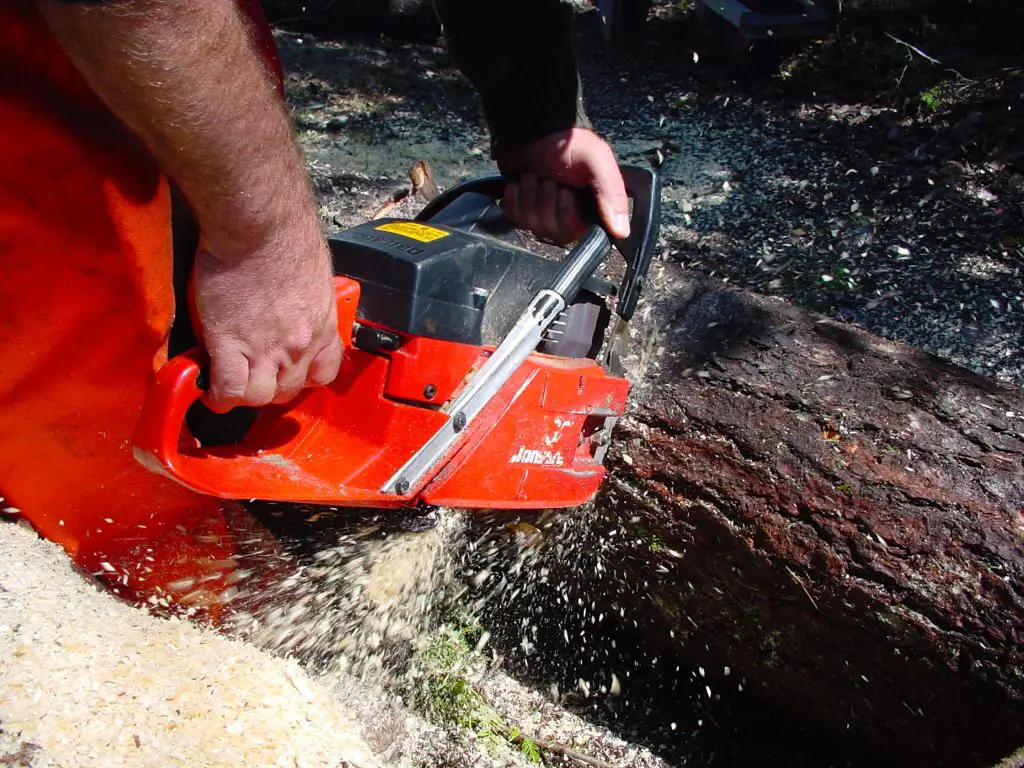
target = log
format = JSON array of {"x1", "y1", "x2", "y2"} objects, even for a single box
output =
[
  {"x1": 605, "y1": 258, "x2": 1024, "y2": 765},
  {"x1": 471, "y1": 256, "x2": 1024, "y2": 768}
]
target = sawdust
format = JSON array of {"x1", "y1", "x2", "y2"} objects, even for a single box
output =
[
  {"x1": 223, "y1": 508, "x2": 467, "y2": 687},
  {"x1": 0, "y1": 504, "x2": 676, "y2": 768},
  {"x1": 0, "y1": 519, "x2": 381, "y2": 768}
]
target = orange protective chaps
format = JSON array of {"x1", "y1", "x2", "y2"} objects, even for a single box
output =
[{"x1": 0, "y1": 1, "x2": 285, "y2": 623}]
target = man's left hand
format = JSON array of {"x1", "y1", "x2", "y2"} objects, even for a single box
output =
[{"x1": 496, "y1": 128, "x2": 631, "y2": 246}]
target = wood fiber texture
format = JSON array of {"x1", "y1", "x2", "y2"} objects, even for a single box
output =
[{"x1": 600, "y1": 260, "x2": 1024, "y2": 767}]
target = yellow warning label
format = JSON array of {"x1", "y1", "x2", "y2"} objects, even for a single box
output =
[{"x1": 375, "y1": 221, "x2": 450, "y2": 243}]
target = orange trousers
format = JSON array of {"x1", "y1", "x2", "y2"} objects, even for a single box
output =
[{"x1": 0, "y1": 1, "x2": 285, "y2": 621}]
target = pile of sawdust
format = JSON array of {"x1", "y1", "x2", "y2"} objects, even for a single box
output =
[
  {"x1": 0, "y1": 519, "x2": 381, "y2": 768},
  {"x1": 224, "y1": 508, "x2": 467, "y2": 689}
]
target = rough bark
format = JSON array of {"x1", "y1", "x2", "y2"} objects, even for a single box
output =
[{"x1": 582, "y1": 257, "x2": 1024, "y2": 766}]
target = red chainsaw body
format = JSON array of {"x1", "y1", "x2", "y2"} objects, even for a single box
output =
[
  {"x1": 132, "y1": 276, "x2": 630, "y2": 510},
  {"x1": 133, "y1": 165, "x2": 661, "y2": 511}
]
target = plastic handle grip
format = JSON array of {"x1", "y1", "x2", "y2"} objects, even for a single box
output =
[
  {"x1": 131, "y1": 347, "x2": 311, "y2": 501},
  {"x1": 413, "y1": 176, "x2": 600, "y2": 225},
  {"x1": 612, "y1": 165, "x2": 661, "y2": 321}
]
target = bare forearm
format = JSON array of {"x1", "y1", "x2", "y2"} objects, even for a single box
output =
[{"x1": 35, "y1": 0, "x2": 320, "y2": 261}]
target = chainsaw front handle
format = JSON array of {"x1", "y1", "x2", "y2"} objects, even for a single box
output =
[
  {"x1": 414, "y1": 163, "x2": 661, "y2": 321},
  {"x1": 379, "y1": 221, "x2": 614, "y2": 496}
]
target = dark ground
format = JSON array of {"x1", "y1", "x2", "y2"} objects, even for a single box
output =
[{"x1": 267, "y1": 0, "x2": 1024, "y2": 388}]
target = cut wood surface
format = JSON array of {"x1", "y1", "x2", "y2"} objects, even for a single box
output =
[
  {"x1": 0, "y1": 521, "x2": 383, "y2": 768},
  {"x1": 590, "y1": 255, "x2": 1024, "y2": 766}
]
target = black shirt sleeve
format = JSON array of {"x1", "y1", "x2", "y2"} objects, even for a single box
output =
[{"x1": 432, "y1": 0, "x2": 592, "y2": 160}]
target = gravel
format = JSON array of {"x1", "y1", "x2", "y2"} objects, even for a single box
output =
[{"x1": 648, "y1": 96, "x2": 1024, "y2": 387}]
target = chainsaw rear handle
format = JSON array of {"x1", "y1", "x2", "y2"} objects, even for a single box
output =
[
  {"x1": 414, "y1": 163, "x2": 661, "y2": 321},
  {"x1": 132, "y1": 347, "x2": 209, "y2": 477}
]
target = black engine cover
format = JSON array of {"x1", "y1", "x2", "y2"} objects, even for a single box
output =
[{"x1": 327, "y1": 218, "x2": 613, "y2": 348}]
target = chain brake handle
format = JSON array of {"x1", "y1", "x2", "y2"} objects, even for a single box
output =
[{"x1": 414, "y1": 163, "x2": 661, "y2": 321}]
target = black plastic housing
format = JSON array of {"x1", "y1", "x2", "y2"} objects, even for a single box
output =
[
  {"x1": 327, "y1": 220, "x2": 613, "y2": 347},
  {"x1": 326, "y1": 163, "x2": 659, "y2": 349}
]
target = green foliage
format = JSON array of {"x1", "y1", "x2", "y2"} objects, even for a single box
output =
[
  {"x1": 411, "y1": 620, "x2": 545, "y2": 762},
  {"x1": 920, "y1": 88, "x2": 940, "y2": 111},
  {"x1": 419, "y1": 622, "x2": 477, "y2": 671},
  {"x1": 509, "y1": 728, "x2": 543, "y2": 763},
  {"x1": 919, "y1": 83, "x2": 946, "y2": 111}
]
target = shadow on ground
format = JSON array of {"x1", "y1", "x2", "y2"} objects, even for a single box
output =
[{"x1": 459, "y1": 507, "x2": 903, "y2": 768}]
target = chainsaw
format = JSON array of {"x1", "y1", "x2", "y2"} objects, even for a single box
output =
[{"x1": 132, "y1": 164, "x2": 660, "y2": 511}]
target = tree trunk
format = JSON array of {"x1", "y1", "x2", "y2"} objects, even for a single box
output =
[
  {"x1": 470, "y1": 257, "x2": 1023, "y2": 768},
  {"x1": 582, "y1": 259, "x2": 1024, "y2": 766}
]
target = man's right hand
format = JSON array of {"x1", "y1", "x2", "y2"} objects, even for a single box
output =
[
  {"x1": 191, "y1": 228, "x2": 343, "y2": 414},
  {"x1": 33, "y1": 0, "x2": 344, "y2": 412}
]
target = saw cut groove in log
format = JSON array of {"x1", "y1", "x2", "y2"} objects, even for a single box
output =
[{"x1": 597, "y1": 262, "x2": 1024, "y2": 767}]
